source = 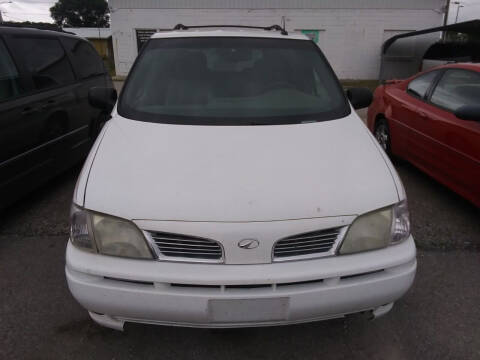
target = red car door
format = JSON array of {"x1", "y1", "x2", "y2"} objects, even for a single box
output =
[
  {"x1": 379, "y1": 70, "x2": 440, "y2": 159},
  {"x1": 397, "y1": 70, "x2": 442, "y2": 165},
  {"x1": 425, "y1": 69, "x2": 480, "y2": 206}
]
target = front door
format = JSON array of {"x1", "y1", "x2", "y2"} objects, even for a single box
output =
[
  {"x1": 0, "y1": 34, "x2": 77, "y2": 206},
  {"x1": 0, "y1": 36, "x2": 42, "y2": 205},
  {"x1": 425, "y1": 69, "x2": 480, "y2": 204},
  {"x1": 394, "y1": 70, "x2": 440, "y2": 162}
]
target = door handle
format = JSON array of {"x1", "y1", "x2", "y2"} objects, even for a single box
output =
[
  {"x1": 21, "y1": 106, "x2": 39, "y2": 115},
  {"x1": 418, "y1": 111, "x2": 428, "y2": 118},
  {"x1": 400, "y1": 104, "x2": 415, "y2": 111},
  {"x1": 41, "y1": 100, "x2": 56, "y2": 110}
]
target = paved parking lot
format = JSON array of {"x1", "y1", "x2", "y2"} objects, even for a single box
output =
[{"x1": 1, "y1": 130, "x2": 480, "y2": 359}]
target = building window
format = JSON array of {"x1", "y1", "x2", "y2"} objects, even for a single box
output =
[
  {"x1": 136, "y1": 29, "x2": 170, "y2": 52},
  {"x1": 136, "y1": 29, "x2": 157, "y2": 52}
]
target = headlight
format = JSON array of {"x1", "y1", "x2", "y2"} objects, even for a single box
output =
[
  {"x1": 70, "y1": 205, "x2": 96, "y2": 252},
  {"x1": 70, "y1": 204, "x2": 154, "y2": 259},
  {"x1": 339, "y1": 201, "x2": 410, "y2": 255},
  {"x1": 391, "y1": 200, "x2": 410, "y2": 243}
]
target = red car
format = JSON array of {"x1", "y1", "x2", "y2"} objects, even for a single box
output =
[{"x1": 367, "y1": 63, "x2": 480, "y2": 207}]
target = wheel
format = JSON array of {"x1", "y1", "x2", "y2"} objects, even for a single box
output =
[{"x1": 374, "y1": 118, "x2": 392, "y2": 157}]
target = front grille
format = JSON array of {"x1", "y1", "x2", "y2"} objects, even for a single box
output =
[
  {"x1": 149, "y1": 231, "x2": 223, "y2": 262},
  {"x1": 273, "y1": 227, "x2": 342, "y2": 260}
]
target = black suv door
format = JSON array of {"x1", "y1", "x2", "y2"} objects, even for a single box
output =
[
  {"x1": 0, "y1": 37, "x2": 28, "y2": 165},
  {"x1": 0, "y1": 36, "x2": 41, "y2": 205},
  {"x1": 0, "y1": 33, "x2": 77, "y2": 206},
  {"x1": 61, "y1": 36, "x2": 112, "y2": 140}
]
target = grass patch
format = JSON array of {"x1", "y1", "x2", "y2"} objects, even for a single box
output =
[{"x1": 340, "y1": 79, "x2": 380, "y2": 91}]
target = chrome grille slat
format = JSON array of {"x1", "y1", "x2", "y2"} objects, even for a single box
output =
[
  {"x1": 273, "y1": 227, "x2": 342, "y2": 259},
  {"x1": 160, "y1": 250, "x2": 222, "y2": 255},
  {"x1": 151, "y1": 236, "x2": 217, "y2": 244},
  {"x1": 148, "y1": 231, "x2": 223, "y2": 262},
  {"x1": 274, "y1": 245, "x2": 334, "y2": 254},
  {"x1": 154, "y1": 246, "x2": 221, "y2": 253},
  {"x1": 154, "y1": 241, "x2": 220, "y2": 248},
  {"x1": 275, "y1": 243, "x2": 335, "y2": 251},
  {"x1": 275, "y1": 237, "x2": 337, "y2": 247},
  {"x1": 276, "y1": 243, "x2": 335, "y2": 250},
  {"x1": 285, "y1": 233, "x2": 341, "y2": 242}
]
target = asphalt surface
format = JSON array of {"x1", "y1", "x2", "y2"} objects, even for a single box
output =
[{"x1": 1, "y1": 122, "x2": 480, "y2": 359}]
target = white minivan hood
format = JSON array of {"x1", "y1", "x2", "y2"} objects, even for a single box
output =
[{"x1": 83, "y1": 113, "x2": 399, "y2": 221}]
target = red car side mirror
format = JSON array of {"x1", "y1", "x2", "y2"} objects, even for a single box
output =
[{"x1": 454, "y1": 105, "x2": 480, "y2": 122}]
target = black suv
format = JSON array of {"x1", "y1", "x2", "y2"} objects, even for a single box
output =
[{"x1": 0, "y1": 26, "x2": 115, "y2": 209}]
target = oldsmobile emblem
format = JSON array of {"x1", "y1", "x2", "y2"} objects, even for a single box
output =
[{"x1": 238, "y1": 239, "x2": 260, "y2": 249}]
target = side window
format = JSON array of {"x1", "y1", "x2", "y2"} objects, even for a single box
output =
[
  {"x1": 430, "y1": 69, "x2": 480, "y2": 112},
  {"x1": 11, "y1": 37, "x2": 75, "y2": 90},
  {"x1": 407, "y1": 71, "x2": 438, "y2": 99},
  {"x1": 0, "y1": 39, "x2": 24, "y2": 101},
  {"x1": 62, "y1": 38, "x2": 106, "y2": 80}
]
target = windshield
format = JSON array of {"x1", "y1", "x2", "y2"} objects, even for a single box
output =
[{"x1": 118, "y1": 37, "x2": 350, "y2": 125}]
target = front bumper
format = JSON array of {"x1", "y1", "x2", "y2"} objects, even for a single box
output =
[{"x1": 66, "y1": 236, "x2": 416, "y2": 330}]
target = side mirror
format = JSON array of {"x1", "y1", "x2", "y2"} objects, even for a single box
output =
[
  {"x1": 346, "y1": 87, "x2": 373, "y2": 110},
  {"x1": 88, "y1": 87, "x2": 118, "y2": 112},
  {"x1": 454, "y1": 105, "x2": 480, "y2": 122}
]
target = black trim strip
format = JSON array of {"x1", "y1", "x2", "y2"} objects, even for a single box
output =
[{"x1": 0, "y1": 125, "x2": 88, "y2": 168}]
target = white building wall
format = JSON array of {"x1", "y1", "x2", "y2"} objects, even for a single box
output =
[
  {"x1": 110, "y1": 7, "x2": 444, "y2": 78},
  {"x1": 111, "y1": 0, "x2": 445, "y2": 10}
]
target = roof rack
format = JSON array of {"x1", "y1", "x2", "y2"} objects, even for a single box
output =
[
  {"x1": 0, "y1": 22, "x2": 75, "y2": 35},
  {"x1": 173, "y1": 24, "x2": 288, "y2": 36}
]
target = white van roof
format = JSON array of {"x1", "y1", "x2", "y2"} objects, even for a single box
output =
[{"x1": 151, "y1": 28, "x2": 309, "y2": 41}]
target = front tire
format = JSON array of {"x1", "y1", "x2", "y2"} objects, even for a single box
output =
[{"x1": 374, "y1": 118, "x2": 392, "y2": 157}]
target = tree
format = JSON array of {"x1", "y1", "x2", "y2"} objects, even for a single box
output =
[{"x1": 50, "y1": 0, "x2": 109, "y2": 28}]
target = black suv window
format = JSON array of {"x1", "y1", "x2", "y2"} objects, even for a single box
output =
[
  {"x1": 119, "y1": 37, "x2": 349, "y2": 125},
  {"x1": 62, "y1": 38, "x2": 106, "y2": 80},
  {"x1": 11, "y1": 37, "x2": 75, "y2": 90},
  {"x1": 407, "y1": 70, "x2": 438, "y2": 99},
  {"x1": 0, "y1": 39, "x2": 24, "y2": 101},
  {"x1": 430, "y1": 69, "x2": 480, "y2": 112}
]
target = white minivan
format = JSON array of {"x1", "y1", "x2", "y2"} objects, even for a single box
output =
[{"x1": 66, "y1": 25, "x2": 416, "y2": 330}]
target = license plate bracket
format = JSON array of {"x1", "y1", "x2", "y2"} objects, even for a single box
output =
[{"x1": 208, "y1": 298, "x2": 289, "y2": 323}]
